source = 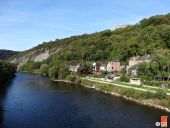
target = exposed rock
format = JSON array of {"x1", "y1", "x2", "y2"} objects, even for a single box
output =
[
  {"x1": 34, "y1": 51, "x2": 50, "y2": 62},
  {"x1": 17, "y1": 57, "x2": 29, "y2": 70}
]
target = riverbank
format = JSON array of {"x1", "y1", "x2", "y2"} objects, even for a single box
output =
[
  {"x1": 16, "y1": 72, "x2": 170, "y2": 113},
  {"x1": 52, "y1": 79, "x2": 76, "y2": 84},
  {"x1": 81, "y1": 78, "x2": 170, "y2": 113}
]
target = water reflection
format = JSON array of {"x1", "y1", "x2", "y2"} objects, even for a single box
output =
[
  {"x1": 0, "y1": 80, "x2": 14, "y2": 124},
  {"x1": 0, "y1": 73, "x2": 169, "y2": 128}
]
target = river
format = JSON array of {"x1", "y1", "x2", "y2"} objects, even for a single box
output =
[{"x1": 0, "y1": 73, "x2": 169, "y2": 128}]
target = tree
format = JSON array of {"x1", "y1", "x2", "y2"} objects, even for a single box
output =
[
  {"x1": 0, "y1": 61, "x2": 16, "y2": 84},
  {"x1": 58, "y1": 64, "x2": 70, "y2": 79},
  {"x1": 49, "y1": 66, "x2": 59, "y2": 79},
  {"x1": 40, "y1": 64, "x2": 48, "y2": 76}
]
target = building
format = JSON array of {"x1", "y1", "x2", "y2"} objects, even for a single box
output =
[
  {"x1": 100, "y1": 64, "x2": 107, "y2": 71},
  {"x1": 107, "y1": 61, "x2": 121, "y2": 73},
  {"x1": 92, "y1": 62, "x2": 107, "y2": 72},
  {"x1": 129, "y1": 55, "x2": 152, "y2": 67},
  {"x1": 130, "y1": 78, "x2": 141, "y2": 85},
  {"x1": 127, "y1": 55, "x2": 152, "y2": 76},
  {"x1": 69, "y1": 65, "x2": 80, "y2": 72}
]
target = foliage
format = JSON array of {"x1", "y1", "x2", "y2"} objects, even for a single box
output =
[
  {"x1": 18, "y1": 13, "x2": 170, "y2": 65},
  {"x1": 49, "y1": 66, "x2": 59, "y2": 79},
  {"x1": 39, "y1": 64, "x2": 48, "y2": 76},
  {"x1": 18, "y1": 13, "x2": 170, "y2": 83},
  {"x1": 81, "y1": 79, "x2": 170, "y2": 108},
  {"x1": 137, "y1": 50, "x2": 170, "y2": 81},
  {"x1": 0, "y1": 61, "x2": 16, "y2": 84},
  {"x1": 20, "y1": 61, "x2": 41, "y2": 72},
  {"x1": 77, "y1": 64, "x2": 92, "y2": 76},
  {"x1": 58, "y1": 64, "x2": 70, "y2": 79},
  {"x1": 120, "y1": 75, "x2": 130, "y2": 82}
]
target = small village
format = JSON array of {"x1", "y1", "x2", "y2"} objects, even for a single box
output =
[{"x1": 69, "y1": 55, "x2": 169, "y2": 91}]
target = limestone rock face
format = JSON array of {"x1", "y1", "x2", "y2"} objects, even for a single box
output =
[
  {"x1": 10, "y1": 47, "x2": 61, "y2": 71},
  {"x1": 17, "y1": 57, "x2": 29, "y2": 70},
  {"x1": 34, "y1": 51, "x2": 50, "y2": 62},
  {"x1": 11, "y1": 56, "x2": 29, "y2": 70}
]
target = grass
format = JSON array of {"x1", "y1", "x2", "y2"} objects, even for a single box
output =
[
  {"x1": 84, "y1": 77, "x2": 170, "y2": 95},
  {"x1": 81, "y1": 78, "x2": 170, "y2": 110}
]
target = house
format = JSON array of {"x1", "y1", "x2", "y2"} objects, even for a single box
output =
[
  {"x1": 129, "y1": 55, "x2": 152, "y2": 67},
  {"x1": 130, "y1": 78, "x2": 141, "y2": 85},
  {"x1": 127, "y1": 55, "x2": 152, "y2": 76},
  {"x1": 69, "y1": 65, "x2": 80, "y2": 72},
  {"x1": 107, "y1": 61, "x2": 121, "y2": 74},
  {"x1": 92, "y1": 62, "x2": 107, "y2": 72}
]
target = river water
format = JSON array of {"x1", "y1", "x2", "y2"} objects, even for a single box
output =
[{"x1": 0, "y1": 73, "x2": 169, "y2": 128}]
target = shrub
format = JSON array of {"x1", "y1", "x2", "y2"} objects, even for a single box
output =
[{"x1": 120, "y1": 75, "x2": 130, "y2": 82}]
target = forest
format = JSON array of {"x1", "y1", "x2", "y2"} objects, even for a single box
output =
[{"x1": 18, "y1": 13, "x2": 170, "y2": 81}]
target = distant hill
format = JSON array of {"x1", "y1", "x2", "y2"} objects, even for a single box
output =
[
  {"x1": 9, "y1": 13, "x2": 170, "y2": 70},
  {"x1": 0, "y1": 50, "x2": 19, "y2": 60}
]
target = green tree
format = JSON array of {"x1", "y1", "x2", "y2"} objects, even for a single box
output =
[
  {"x1": 40, "y1": 64, "x2": 48, "y2": 76},
  {"x1": 49, "y1": 66, "x2": 59, "y2": 79}
]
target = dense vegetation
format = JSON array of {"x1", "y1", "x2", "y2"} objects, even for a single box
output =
[
  {"x1": 0, "y1": 61, "x2": 16, "y2": 84},
  {"x1": 137, "y1": 49, "x2": 170, "y2": 81},
  {"x1": 19, "y1": 13, "x2": 170, "y2": 81},
  {"x1": 0, "y1": 50, "x2": 19, "y2": 60}
]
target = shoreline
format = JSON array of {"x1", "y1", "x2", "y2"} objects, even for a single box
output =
[
  {"x1": 51, "y1": 79, "x2": 76, "y2": 84},
  {"x1": 18, "y1": 72, "x2": 170, "y2": 113},
  {"x1": 81, "y1": 84, "x2": 170, "y2": 113}
]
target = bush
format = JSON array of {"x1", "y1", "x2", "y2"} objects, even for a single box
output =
[{"x1": 120, "y1": 75, "x2": 130, "y2": 82}]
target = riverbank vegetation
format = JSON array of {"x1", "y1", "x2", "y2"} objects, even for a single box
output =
[
  {"x1": 81, "y1": 79, "x2": 170, "y2": 111},
  {"x1": 0, "y1": 61, "x2": 16, "y2": 84}
]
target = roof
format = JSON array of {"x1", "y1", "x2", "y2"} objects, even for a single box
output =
[
  {"x1": 130, "y1": 55, "x2": 152, "y2": 61},
  {"x1": 108, "y1": 61, "x2": 120, "y2": 64}
]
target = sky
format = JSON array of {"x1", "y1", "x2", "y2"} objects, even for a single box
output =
[{"x1": 0, "y1": 0, "x2": 170, "y2": 51}]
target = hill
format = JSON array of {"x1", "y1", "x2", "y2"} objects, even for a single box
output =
[
  {"x1": 10, "y1": 13, "x2": 170, "y2": 72},
  {"x1": 0, "y1": 50, "x2": 19, "y2": 60}
]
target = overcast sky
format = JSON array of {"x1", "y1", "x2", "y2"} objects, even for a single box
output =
[{"x1": 0, "y1": 0, "x2": 170, "y2": 51}]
